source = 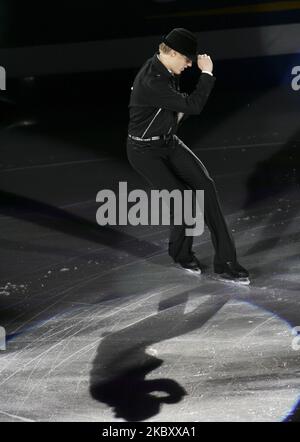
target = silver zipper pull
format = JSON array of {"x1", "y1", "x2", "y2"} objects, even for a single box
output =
[{"x1": 141, "y1": 108, "x2": 162, "y2": 139}]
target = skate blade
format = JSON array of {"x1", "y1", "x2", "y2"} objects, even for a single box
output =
[
  {"x1": 177, "y1": 265, "x2": 201, "y2": 276},
  {"x1": 184, "y1": 268, "x2": 202, "y2": 276},
  {"x1": 212, "y1": 275, "x2": 250, "y2": 286}
]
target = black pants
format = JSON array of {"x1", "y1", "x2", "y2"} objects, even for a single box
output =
[{"x1": 127, "y1": 134, "x2": 236, "y2": 265}]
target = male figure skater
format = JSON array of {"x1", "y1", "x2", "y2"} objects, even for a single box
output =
[{"x1": 127, "y1": 28, "x2": 249, "y2": 283}]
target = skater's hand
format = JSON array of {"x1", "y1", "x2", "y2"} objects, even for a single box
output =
[{"x1": 197, "y1": 54, "x2": 213, "y2": 74}]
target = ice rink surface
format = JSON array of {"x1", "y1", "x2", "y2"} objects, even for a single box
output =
[{"x1": 0, "y1": 87, "x2": 300, "y2": 422}]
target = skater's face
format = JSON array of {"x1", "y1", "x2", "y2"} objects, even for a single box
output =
[{"x1": 169, "y1": 50, "x2": 193, "y2": 75}]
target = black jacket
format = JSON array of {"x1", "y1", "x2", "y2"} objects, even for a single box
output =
[{"x1": 128, "y1": 53, "x2": 216, "y2": 138}]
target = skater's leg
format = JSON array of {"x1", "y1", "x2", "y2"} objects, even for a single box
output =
[
  {"x1": 168, "y1": 136, "x2": 237, "y2": 265},
  {"x1": 168, "y1": 136, "x2": 249, "y2": 281},
  {"x1": 127, "y1": 141, "x2": 194, "y2": 264}
]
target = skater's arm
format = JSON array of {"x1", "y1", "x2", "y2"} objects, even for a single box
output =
[
  {"x1": 144, "y1": 54, "x2": 215, "y2": 115},
  {"x1": 144, "y1": 73, "x2": 215, "y2": 115}
]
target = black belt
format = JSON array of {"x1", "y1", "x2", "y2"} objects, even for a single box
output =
[{"x1": 128, "y1": 134, "x2": 173, "y2": 142}]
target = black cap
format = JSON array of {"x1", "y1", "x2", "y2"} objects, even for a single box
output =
[{"x1": 163, "y1": 28, "x2": 198, "y2": 62}]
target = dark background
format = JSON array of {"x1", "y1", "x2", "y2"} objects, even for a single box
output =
[
  {"x1": 1, "y1": 0, "x2": 300, "y2": 47},
  {"x1": 0, "y1": 0, "x2": 299, "y2": 112},
  {"x1": 0, "y1": 1, "x2": 299, "y2": 183}
]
